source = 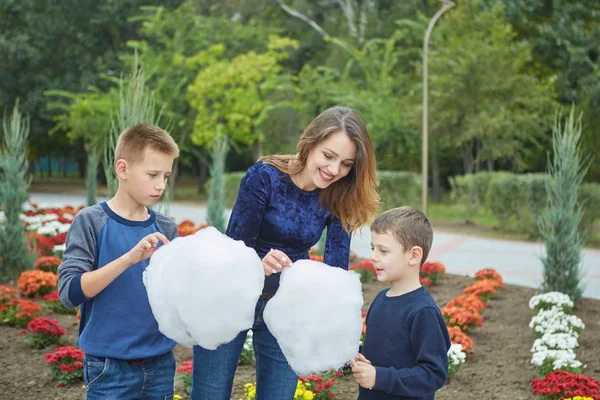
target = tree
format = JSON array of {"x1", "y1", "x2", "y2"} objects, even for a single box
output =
[
  {"x1": 128, "y1": 1, "x2": 280, "y2": 192},
  {"x1": 46, "y1": 87, "x2": 114, "y2": 205},
  {"x1": 105, "y1": 58, "x2": 164, "y2": 206},
  {"x1": 187, "y1": 35, "x2": 299, "y2": 159},
  {"x1": 0, "y1": 101, "x2": 32, "y2": 280},
  {"x1": 538, "y1": 108, "x2": 591, "y2": 302},
  {"x1": 428, "y1": 2, "x2": 557, "y2": 174}
]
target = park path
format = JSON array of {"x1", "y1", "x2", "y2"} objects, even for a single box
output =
[{"x1": 30, "y1": 192, "x2": 600, "y2": 299}]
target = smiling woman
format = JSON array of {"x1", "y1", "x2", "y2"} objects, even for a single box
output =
[{"x1": 191, "y1": 106, "x2": 380, "y2": 400}]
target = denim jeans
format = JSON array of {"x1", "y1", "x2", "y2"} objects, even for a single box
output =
[
  {"x1": 191, "y1": 298, "x2": 299, "y2": 400},
  {"x1": 84, "y1": 351, "x2": 176, "y2": 400}
]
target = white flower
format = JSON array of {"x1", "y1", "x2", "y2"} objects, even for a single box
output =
[
  {"x1": 0, "y1": 211, "x2": 5, "y2": 223},
  {"x1": 36, "y1": 220, "x2": 71, "y2": 236},
  {"x1": 448, "y1": 343, "x2": 466, "y2": 365},
  {"x1": 53, "y1": 244, "x2": 66, "y2": 253},
  {"x1": 529, "y1": 292, "x2": 574, "y2": 312},
  {"x1": 529, "y1": 307, "x2": 584, "y2": 336},
  {"x1": 21, "y1": 202, "x2": 37, "y2": 212},
  {"x1": 531, "y1": 333, "x2": 579, "y2": 353},
  {"x1": 531, "y1": 348, "x2": 581, "y2": 370}
]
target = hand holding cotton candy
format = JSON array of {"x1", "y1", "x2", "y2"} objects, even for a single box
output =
[
  {"x1": 263, "y1": 260, "x2": 363, "y2": 375},
  {"x1": 143, "y1": 226, "x2": 264, "y2": 350}
]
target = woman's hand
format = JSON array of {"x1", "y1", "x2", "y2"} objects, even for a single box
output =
[{"x1": 262, "y1": 249, "x2": 292, "y2": 276}]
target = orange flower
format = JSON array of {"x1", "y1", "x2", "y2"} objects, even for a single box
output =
[
  {"x1": 177, "y1": 221, "x2": 208, "y2": 237},
  {"x1": 447, "y1": 326, "x2": 473, "y2": 353},
  {"x1": 474, "y1": 268, "x2": 503, "y2": 288},
  {"x1": 421, "y1": 261, "x2": 446, "y2": 275},
  {"x1": 0, "y1": 299, "x2": 42, "y2": 327},
  {"x1": 0, "y1": 285, "x2": 19, "y2": 305},
  {"x1": 442, "y1": 306, "x2": 483, "y2": 332},
  {"x1": 463, "y1": 279, "x2": 497, "y2": 301},
  {"x1": 34, "y1": 256, "x2": 62, "y2": 273},
  {"x1": 17, "y1": 270, "x2": 58, "y2": 298},
  {"x1": 309, "y1": 254, "x2": 324, "y2": 262},
  {"x1": 446, "y1": 294, "x2": 487, "y2": 314}
]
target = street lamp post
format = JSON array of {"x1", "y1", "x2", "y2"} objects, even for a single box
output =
[{"x1": 422, "y1": 0, "x2": 455, "y2": 215}]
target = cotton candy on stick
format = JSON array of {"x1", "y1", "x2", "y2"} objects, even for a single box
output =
[
  {"x1": 263, "y1": 260, "x2": 363, "y2": 375},
  {"x1": 144, "y1": 226, "x2": 264, "y2": 350}
]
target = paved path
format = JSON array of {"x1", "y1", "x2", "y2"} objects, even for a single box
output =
[{"x1": 30, "y1": 193, "x2": 600, "y2": 300}]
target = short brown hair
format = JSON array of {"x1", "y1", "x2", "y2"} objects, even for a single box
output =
[
  {"x1": 371, "y1": 206, "x2": 433, "y2": 264},
  {"x1": 114, "y1": 124, "x2": 179, "y2": 163}
]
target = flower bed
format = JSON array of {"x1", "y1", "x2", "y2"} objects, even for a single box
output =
[
  {"x1": 17, "y1": 270, "x2": 58, "y2": 298},
  {"x1": 528, "y1": 292, "x2": 598, "y2": 399},
  {"x1": 44, "y1": 346, "x2": 84, "y2": 387},
  {"x1": 20, "y1": 317, "x2": 66, "y2": 349}
]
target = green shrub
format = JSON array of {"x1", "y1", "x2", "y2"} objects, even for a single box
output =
[
  {"x1": 377, "y1": 170, "x2": 421, "y2": 210},
  {"x1": 580, "y1": 182, "x2": 600, "y2": 232},
  {"x1": 485, "y1": 174, "x2": 527, "y2": 229},
  {"x1": 450, "y1": 172, "x2": 505, "y2": 222}
]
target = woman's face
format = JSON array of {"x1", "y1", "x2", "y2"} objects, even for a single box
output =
[{"x1": 303, "y1": 131, "x2": 357, "y2": 190}]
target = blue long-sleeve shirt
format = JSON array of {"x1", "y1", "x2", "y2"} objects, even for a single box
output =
[
  {"x1": 359, "y1": 287, "x2": 451, "y2": 400},
  {"x1": 57, "y1": 203, "x2": 178, "y2": 360},
  {"x1": 226, "y1": 161, "x2": 351, "y2": 294}
]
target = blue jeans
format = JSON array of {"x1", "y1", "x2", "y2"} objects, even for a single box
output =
[
  {"x1": 191, "y1": 298, "x2": 299, "y2": 400},
  {"x1": 84, "y1": 351, "x2": 176, "y2": 400}
]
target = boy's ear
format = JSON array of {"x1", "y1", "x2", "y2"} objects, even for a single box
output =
[
  {"x1": 409, "y1": 246, "x2": 423, "y2": 266},
  {"x1": 115, "y1": 159, "x2": 128, "y2": 179}
]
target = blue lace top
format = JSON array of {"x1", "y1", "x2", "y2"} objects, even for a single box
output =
[{"x1": 226, "y1": 161, "x2": 351, "y2": 294}]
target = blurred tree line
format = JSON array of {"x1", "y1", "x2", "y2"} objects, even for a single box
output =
[{"x1": 1, "y1": 0, "x2": 598, "y2": 199}]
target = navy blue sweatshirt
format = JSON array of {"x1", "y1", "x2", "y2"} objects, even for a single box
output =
[
  {"x1": 225, "y1": 161, "x2": 351, "y2": 294},
  {"x1": 359, "y1": 287, "x2": 451, "y2": 400}
]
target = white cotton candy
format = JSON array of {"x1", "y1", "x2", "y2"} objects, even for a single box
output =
[
  {"x1": 263, "y1": 260, "x2": 363, "y2": 375},
  {"x1": 144, "y1": 226, "x2": 264, "y2": 349}
]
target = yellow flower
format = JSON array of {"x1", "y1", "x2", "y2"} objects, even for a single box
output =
[{"x1": 174, "y1": 395, "x2": 182, "y2": 400}]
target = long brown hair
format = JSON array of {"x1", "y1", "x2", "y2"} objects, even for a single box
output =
[{"x1": 261, "y1": 106, "x2": 379, "y2": 232}]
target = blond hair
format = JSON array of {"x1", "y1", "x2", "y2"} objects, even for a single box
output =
[
  {"x1": 371, "y1": 206, "x2": 433, "y2": 264},
  {"x1": 260, "y1": 106, "x2": 379, "y2": 233},
  {"x1": 114, "y1": 124, "x2": 179, "y2": 163}
]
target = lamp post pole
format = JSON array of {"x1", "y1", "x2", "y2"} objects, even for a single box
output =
[{"x1": 422, "y1": 0, "x2": 455, "y2": 215}]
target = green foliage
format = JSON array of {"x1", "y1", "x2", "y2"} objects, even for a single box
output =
[
  {"x1": 538, "y1": 109, "x2": 591, "y2": 302},
  {"x1": 206, "y1": 135, "x2": 229, "y2": 233},
  {"x1": 429, "y1": 1, "x2": 556, "y2": 173},
  {"x1": 187, "y1": 35, "x2": 299, "y2": 151},
  {"x1": 580, "y1": 183, "x2": 600, "y2": 232},
  {"x1": 0, "y1": 101, "x2": 32, "y2": 280},
  {"x1": 45, "y1": 87, "x2": 114, "y2": 206},
  {"x1": 377, "y1": 171, "x2": 421, "y2": 210},
  {"x1": 449, "y1": 172, "x2": 505, "y2": 221},
  {"x1": 205, "y1": 172, "x2": 246, "y2": 208},
  {"x1": 105, "y1": 58, "x2": 164, "y2": 198}
]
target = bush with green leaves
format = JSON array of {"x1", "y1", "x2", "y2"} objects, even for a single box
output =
[
  {"x1": 0, "y1": 102, "x2": 32, "y2": 280},
  {"x1": 538, "y1": 110, "x2": 591, "y2": 302},
  {"x1": 377, "y1": 170, "x2": 421, "y2": 210}
]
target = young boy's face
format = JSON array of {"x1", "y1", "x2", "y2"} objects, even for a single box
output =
[
  {"x1": 370, "y1": 230, "x2": 415, "y2": 283},
  {"x1": 122, "y1": 146, "x2": 174, "y2": 207}
]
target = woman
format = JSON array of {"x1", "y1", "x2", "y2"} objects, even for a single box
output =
[{"x1": 191, "y1": 106, "x2": 379, "y2": 400}]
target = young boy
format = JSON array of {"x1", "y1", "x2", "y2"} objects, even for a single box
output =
[
  {"x1": 352, "y1": 206, "x2": 451, "y2": 400},
  {"x1": 57, "y1": 124, "x2": 180, "y2": 399}
]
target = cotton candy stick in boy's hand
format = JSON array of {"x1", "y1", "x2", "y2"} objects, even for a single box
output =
[
  {"x1": 144, "y1": 226, "x2": 265, "y2": 349},
  {"x1": 263, "y1": 260, "x2": 363, "y2": 375}
]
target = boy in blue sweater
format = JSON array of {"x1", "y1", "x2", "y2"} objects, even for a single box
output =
[
  {"x1": 57, "y1": 124, "x2": 180, "y2": 399},
  {"x1": 352, "y1": 206, "x2": 451, "y2": 400}
]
